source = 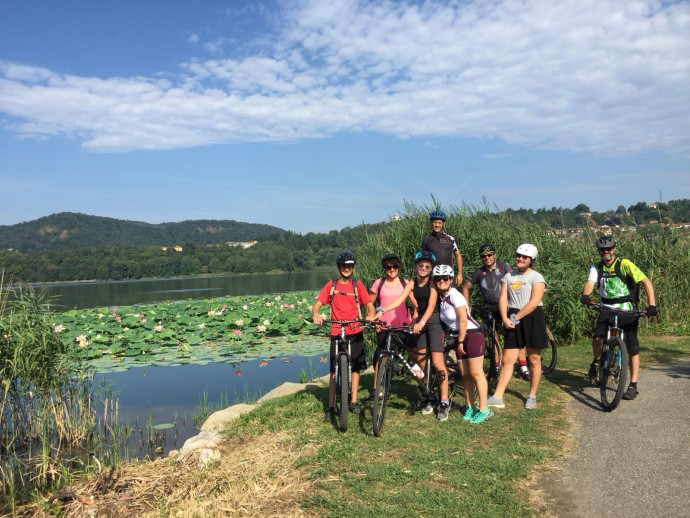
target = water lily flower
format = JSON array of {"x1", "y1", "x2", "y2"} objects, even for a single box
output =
[
  {"x1": 298, "y1": 314, "x2": 303, "y2": 318},
  {"x1": 264, "y1": 302, "x2": 273, "y2": 307},
  {"x1": 75, "y1": 335, "x2": 89, "y2": 347},
  {"x1": 198, "y1": 323, "x2": 206, "y2": 329},
  {"x1": 234, "y1": 329, "x2": 242, "y2": 336},
  {"x1": 235, "y1": 319, "x2": 244, "y2": 327},
  {"x1": 53, "y1": 324, "x2": 65, "y2": 333},
  {"x1": 98, "y1": 313, "x2": 105, "y2": 319},
  {"x1": 319, "y1": 356, "x2": 328, "y2": 363},
  {"x1": 263, "y1": 319, "x2": 270, "y2": 326},
  {"x1": 259, "y1": 360, "x2": 268, "y2": 367},
  {"x1": 154, "y1": 325, "x2": 163, "y2": 332},
  {"x1": 115, "y1": 316, "x2": 122, "y2": 322},
  {"x1": 256, "y1": 325, "x2": 267, "y2": 333},
  {"x1": 236, "y1": 370, "x2": 243, "y2": 376},
  {"x1": 274, "y1": 296, "x2": 281, "y2": 301},
  {"x1": 242, "y1": 305, "x2": 248, "y2": 310}
]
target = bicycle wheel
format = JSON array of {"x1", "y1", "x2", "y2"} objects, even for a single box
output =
[
  {"x1": 337, "y1": 353, "x2": 349, "y2": 431},
  {"x1": 484, "y1": 333, "x2": 502, "y2": 383},
  {"x1": 444, "y1": 348, "x2": 460, "y2": 403},
  {"x1": 541, "y1": 327, "x2": 557, "y2": 374},
  {"x1": 599, "y1": 336, "x2": 629, "y2": 412},
  {"x1": 372, "y1": 355, "x2": 393, "y2": 437}
]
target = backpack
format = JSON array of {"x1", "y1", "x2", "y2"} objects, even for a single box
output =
[
  {"x1": 329, "y1": 278, "x2": 362, "y2": 319},
  {"x1": 596, "y1": 258, "x2": 639, "y2": 306}
]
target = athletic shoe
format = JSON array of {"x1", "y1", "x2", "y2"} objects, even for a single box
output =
[
  {"x1": 348, "y1": 402, "x2": 362, "y2": 415},
  {"x1": 524, "y1": 395, "x2": 537, "y2": 409},
  {"x1": 588, "y1": 361, "x2": 598, "y2": 380},
  {"x1": 420, "y1": 401, "x2": 435, "y2": 415},
  {"x1": 622, "y1": 386, "x2": 638, "y2": 400},
  {"x1": 461, "y1": 405, "x2": 476, "y2": 421},
  {"x1": 519, "y1": 367, "x2": 530, "y2": 381},
  {"x1": 487, "y1": 395, "x2": 505, "y2": 409},
  {"x1": 470, "y1": 408, "x2": 494, "y2": 424},
  {"x1": 324, "y1": 407, "x2": 335, "y2": 422},
  {"x1": 437, "y1": 403, "x2": 450, "y2": 422}
]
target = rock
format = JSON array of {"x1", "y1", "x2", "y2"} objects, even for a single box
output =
[
  {"x1": 200, "y1": 403, "x2": 257, "y2": 431},
  {"x1": 198, "y1": 449, "x2": 221, "y2": 469},
  {"x1": 176, "y1": 430, "x2": 224, "y2": 462}
]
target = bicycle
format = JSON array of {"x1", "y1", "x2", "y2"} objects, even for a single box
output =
[
  {"x1": 586, "y1": 303, "x2": 646, "y2": 411},
  {"x1": 319, "y1": 319, "x2": 367, "y2": 431},
  {"x1": 368, "y1": 322, "x2": 459, "y2": 436}
]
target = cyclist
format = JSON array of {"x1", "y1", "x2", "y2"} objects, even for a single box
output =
[
  {"x1": 462, "y1": 243, "x2": 530, "y2": 381},
  {"x1": 488, "y1": 244, "x2": 548, "y2": 410},
  {"x1": 421, "y1": 210, "x2": 463, "y2": 286},
  {"x1": 435, "y1": 264, "x2": 493, "y2": 423},
  {"x1": 313, "y1": 251, "x2": 376, "y2": 422},
  {"x1": 369, "y1": 253, "x2": 416, "y2": 399},
  {"x1": 374, "y1": 251, "x2": 447, "y2": 420},
  {"x1": 580, "y1": 236, "x2": 657, "y2": 400}
]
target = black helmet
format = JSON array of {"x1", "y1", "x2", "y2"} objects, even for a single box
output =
[
  {"x1": 478, "y1": 243, "x2": 495, "y2": 255},
  {"x1": 336, "y1": 251, "x2": 356, "y2": 266},
  {"x1": 414, "y1": 250, "x2": 436, "y2": 264},
  {"x1": 381, "y1": 253, "x2": 401, "y2": 268},
  {"x1": 429, "y1": 210, "x2": 447, "y2": 221},
  {"x1": 595, "y1": 236, "x2": 617, "y2": 249}
]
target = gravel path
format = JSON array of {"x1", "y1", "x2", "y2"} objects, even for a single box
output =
[{"x1": 538, "y1": 358, "x2": 690, "y2": 517}]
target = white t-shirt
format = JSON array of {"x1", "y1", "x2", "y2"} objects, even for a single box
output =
[{"x1": 438, "y1": 288, "x2": 480, "y2": 332}]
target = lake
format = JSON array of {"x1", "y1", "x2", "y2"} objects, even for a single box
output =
[{"x1": 34, "y1": 272, "x2": 336, "y2": 457}]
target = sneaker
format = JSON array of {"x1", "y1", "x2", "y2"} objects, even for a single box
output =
[
  {"x1": 519, "y1": 367, "x2": 530, "y2": 381},
  {"x1": 525, "y1": 395, "x2": 537, "y2": 409},
  {"x1": 420, "y1": 401, "x2": 435, "y2": 415},
  {"x1": 461, "y1": 405, "x2": 476, "y2": 421},
  {"x1": 324, "y1": 407, "x2": 335, "y2": 422},
  {"x1": 436, "y1": 403, "x2": 450, "y2": 422},
  {"x1": 470, "y1": 408, "x2": 494, "y2": 424},
  {"x1": 622, "y1": 386, "x2": 638, "y2": 400},
  {"x1": 588, "y1": 361, "x2": 598, "y2": 379},
  {"x1": 348, "y1": 402, "x2": 362, "y2": 415},
  {"x1": 487, "y1": 395, "x2": 505, "y2": 409}
]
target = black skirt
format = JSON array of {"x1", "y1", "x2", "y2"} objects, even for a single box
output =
[{"x1": 504, "y1": 306, "x2": 548, "y2": 349}]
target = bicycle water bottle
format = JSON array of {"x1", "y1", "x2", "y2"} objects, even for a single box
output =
[{"x1": 411, "y1": 363, "x2": 424, "y2": 380}]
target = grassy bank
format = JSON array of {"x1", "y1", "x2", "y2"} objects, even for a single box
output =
[{"x1": 14, "y1": 333, "x2": 689, "y2": 517}]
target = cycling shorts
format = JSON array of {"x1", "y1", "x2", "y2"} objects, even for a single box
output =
[
  {"x1": 455, "y1": 330, "x2": 485, "y2": 360},
  {"x1": 409, "y1": 313, "x2": 444, "y2": 353}
]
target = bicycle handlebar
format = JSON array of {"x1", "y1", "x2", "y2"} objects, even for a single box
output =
[{"x1": 586, "y1": 302, "x2": 648, "y2": 318}]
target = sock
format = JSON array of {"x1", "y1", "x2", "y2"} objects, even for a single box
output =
[
  {"x1": 630, "y1": 381, "x2": 637, "y2": 388},
  {"x1": 519, "y1": 360, "x2": 527, "y2": 367},
  {"x1": 441, "y1": 399, "x2": 449, "y2": 405}
]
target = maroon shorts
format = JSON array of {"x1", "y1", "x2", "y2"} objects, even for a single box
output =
[{"x1": 456, "y1": 330, "x2": 485, "y2": 360}]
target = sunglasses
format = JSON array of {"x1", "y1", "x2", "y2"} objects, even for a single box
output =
[
  {"x1": 417, "y1": 263, "x2": 432, "y2": 270},
  {"x1": 515, "y1": 254, "x2": 531, "y2": 260},
  {"x1": 434, "y1": 276, "x2": 452, "y2": 282},
  {"x1": 480, "y1": 253, "x2": 494, "y2": 258},
  {"x1": 598, "y1": 247, "x2": 614, "y2": 252},
  {"x1": 384, "y1": 264, "x2": 399, "y2": 270}
]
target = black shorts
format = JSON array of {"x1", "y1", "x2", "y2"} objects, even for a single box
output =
[
  {"x1": 330, "y1": 333, "x2": 367, "y2": 373},
  {"x1": 594, "y1": 311, "x2": 640, "y2": 355},
  {"x1": 504, "y1": 307, "x2": 548, "y2": 350},
  {"x1": 409, "y1": 313, "x2": 444, "y2": 353}
]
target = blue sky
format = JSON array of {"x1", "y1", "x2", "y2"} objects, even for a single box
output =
[{"x1": 1, "y1": 0, "x2": 689, "y2": 233}]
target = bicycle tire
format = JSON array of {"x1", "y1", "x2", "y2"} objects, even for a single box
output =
[
  {"x1": 599, "y1": 336, "x2": 628, "y2": 412},
  {"x1": 444, "y1": 349, "x2": 460, "y2": 403},
  {"x1": 484, "y1": 332, "x2": 502, "y2": 383},
  {"x1": 337, "y1": 353, "x2": 349, "y2": 431},
  {"x1": 372, "y1": 355, "x2": 393, "y2": 437},
  {"x1": 541, "y1": 327, "x2": 557, "y2": 374}
]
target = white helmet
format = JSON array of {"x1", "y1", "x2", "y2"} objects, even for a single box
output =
[
  {"x1": 516, "y1": 243, "x2": 538, "y2": 260},
  {"x1": 432, "y1": 264, "x2": 454, "y2": 278}
]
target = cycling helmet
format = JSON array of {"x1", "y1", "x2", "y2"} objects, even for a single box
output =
[
  {"x1": 595, "y1": 236, "x2": 617, "y2": 249},
  {"x1": 381, "y1": 253, "x2": 401, "y2": 268},
  {"x1": 336, "y1": 251, "x2": 356, "y2": 266},
  {"x1": 432, "y1": 264, "x2": 454, "y2": 278},
  {"x1": 414, "y1": 250, "x2": 436, "y2": 264},
  {"x1": 516, "y1": 243, "x2": 538, "y2": 260},
  {"x1": 478, "y1": 243, "x2": 495, "y2": 255},
  {"x1": 429, "y1": 210, "x2": 447, "y2": 221}
]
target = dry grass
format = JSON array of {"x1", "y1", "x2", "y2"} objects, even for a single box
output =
[{"x1": 12, "y1": 431, "x2": 320, "y2": 518}]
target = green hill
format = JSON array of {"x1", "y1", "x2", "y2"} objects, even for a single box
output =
[{"x1": 0, "y1": 213, "x2": 284, "y2": 253}]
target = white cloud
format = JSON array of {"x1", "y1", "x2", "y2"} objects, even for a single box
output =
[{"x1": 0, "y1": 0, "x2": 688, "y2": 154}]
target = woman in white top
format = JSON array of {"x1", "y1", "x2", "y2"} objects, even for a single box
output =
[
  {"x1": 434, "y1": 265, "x2": 493, "y2": 424},
  {"x1": 488, "y1": 244, "x2": 548, "y2": 410}
]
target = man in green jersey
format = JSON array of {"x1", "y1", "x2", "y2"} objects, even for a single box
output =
[{"x1": 580, "y1": 236, "x2": 657, "y2": 400}]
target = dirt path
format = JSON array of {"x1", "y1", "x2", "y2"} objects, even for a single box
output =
[{"x1": 539, "y1": 358, "x2": 690, "y2": 517}]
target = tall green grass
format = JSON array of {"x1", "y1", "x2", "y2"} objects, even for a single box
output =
[{"x1": 356, "y1": 200, "x2": 690, "y2": 341}]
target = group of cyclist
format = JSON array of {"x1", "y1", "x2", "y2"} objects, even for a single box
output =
[{"x1": 313, "y1": 209, "x2": 657, "y2": 425}]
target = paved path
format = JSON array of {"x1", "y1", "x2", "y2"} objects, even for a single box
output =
[{"x1": 540, "y1": 358, "x2": 690, "y2": 517}]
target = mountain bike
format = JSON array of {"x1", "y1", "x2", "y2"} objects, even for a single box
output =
[
  {"x1": 320, "y1": 319, "x2": 366, "y2": 431},
  {"x1": 586, "y1": 303, "x2": 646, "y2": 411},
  {"x1": 367, "y1": 323, "x2": 459, "y2": 436}
]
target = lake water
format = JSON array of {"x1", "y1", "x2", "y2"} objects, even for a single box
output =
[{"x1": 34, "y1": 272, "x2": 336, "y2": 457}]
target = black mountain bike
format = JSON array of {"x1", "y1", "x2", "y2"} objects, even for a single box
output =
[
  {"x1": 369, "y1": 322, "x2": 459, "y2": 436},
  {"x1": 320, "y1": 319, "x2": 365, "y2": 431},
  {"x1": 587, "y1": 303, "x2": 646, "y2": 411}
]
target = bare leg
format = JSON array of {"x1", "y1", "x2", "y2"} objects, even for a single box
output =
[
  {"x1": 351, "y1": 371, "x2": 360, "y2": 403},
  {"x1": 493, "y1": 348, "x2": 519, "y2": 399},
  {"x1": 465, "y1": 356, "x2": 488, "y2": 411},
  {"x1": 527, "y1": 347, "x2": 542, "y2": 396}
]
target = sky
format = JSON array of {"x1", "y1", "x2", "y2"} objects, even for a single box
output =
[{"x1": 1, "y1": 0, "x2": 689, "y2": 233}]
